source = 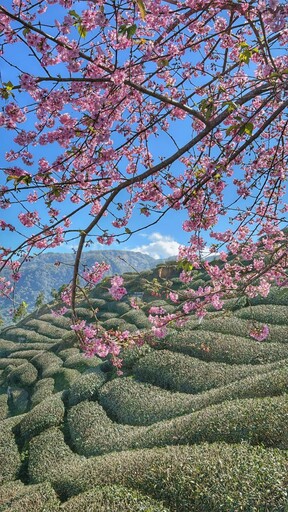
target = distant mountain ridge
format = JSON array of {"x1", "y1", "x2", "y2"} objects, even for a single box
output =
[{"x1": 0, "y1": 250, "x2": 156, "y2": 323}]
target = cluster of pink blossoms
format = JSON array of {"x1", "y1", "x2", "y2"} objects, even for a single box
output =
[
  {"x1": 249, "y1": 324, "x2": 270, "y2": 342},
  {"x1": 82, "y1": 262, "x2": 110, "y2": 287},
  {"x1": 60, "y1": 285, "x2": 73, "y2": 306},
  {"x1": 148, "y1": 306, "x2": 178, "y2": 338},
  {"x1": 0, "y1": 276, "x2": 13, "y2": 298},
  {"x1": 18, "y1": 211, "x2": 40, "y2": 228},
  {"x1": 0, "y1": 0, "x2": 287, "y2": 356},
  {"x1": 51, "y1": 307, "x2": 68, "y2": 317},
  {"x1": 71, "y1": 319, "x2": 144, "y2": 370},
  {"x1": 108, "y1": 276, "x2": 127, "y2": 301}
]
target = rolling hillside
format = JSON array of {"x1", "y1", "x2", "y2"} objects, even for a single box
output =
[
  {"x1": 0, "y1": 263, "x2": 287, "y2": 511},
  {"x1": 0, "y1": 250, "x2": 156, "y2": 325}
]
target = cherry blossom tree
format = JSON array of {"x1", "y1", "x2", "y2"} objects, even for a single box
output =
[{"x1": 0, "y1": 0, "x2": 287, "y2": 360}]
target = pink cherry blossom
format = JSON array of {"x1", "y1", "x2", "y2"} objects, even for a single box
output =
[
  {"x1": 0, "y1": 0, "x2": 287, "y2": 357},
  {"x1": 108, "y1": 276, "x2": 127, "y2": 301},
  {"x1": 250, "y1": 324, "x2": 270, "y2": 342}
]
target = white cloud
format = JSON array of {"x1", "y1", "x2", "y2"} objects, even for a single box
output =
[
  {"x1": 200, "y1": 247, "x2": 220, "y2": 261},
  {"x1": 131, "y1": 232, "x2": 180, "y2": 260}
]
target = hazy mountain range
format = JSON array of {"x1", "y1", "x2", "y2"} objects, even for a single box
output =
[{"x1": 0, "y1": 250, "x2": 156, "y2": 323}]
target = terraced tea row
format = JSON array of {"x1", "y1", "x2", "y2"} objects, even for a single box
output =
[{"x1": 0, "y1": 268, "x2": 287, "y2": 510}]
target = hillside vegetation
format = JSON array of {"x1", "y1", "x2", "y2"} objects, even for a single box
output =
[
  {"x1": 0, "y1": 262, "x2": 287, "y2": 511},
  {"x1": 0, "y1": 250, "x2": 156, "y2": 325}
]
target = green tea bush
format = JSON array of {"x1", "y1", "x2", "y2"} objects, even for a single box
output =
[
  {"x1": 99, "y1": 366, "x2": 288, "y2": 425},
  {"x1": 134, "y1": 350, "x2": 281, "y2": 394},
  {"x1": 101, "y1": 318, "x2": 129, "y2": 330},
  {"x1": 91, "y1": 290, "x2": 114, "y2": 302},
  {"x1": 99, "y1": 376, "x2": 189, "y2": 425},
  {"x1": 0, "y1": 417, "x2": 21, "y2": 485},
  {"x1": 163, "y1": 329, "x2": 288, "y2": 364},
  {"x1": 200, "y1": 317, "x2": 288, "y2": 343},
  {"x1": 60, "y1": 485, "x2": 169, "y2": 511},
  {"x1": 132, "y1": 394, "x2": 288, "y2": 451},
  {"x1": 124, "y1": 278, "x2": 147, "y2": 293},
  {"x1": 0, "y1": 366, "x2": 17, "y2": 386},
  {"x1": 78, "y1": 298, "x2": 106, "y2": 309},
  {"x1": 188, "y1": 278, "x2": 207, "y2": 290},
  {"x1": 68, "y1": 393, "x2": 288, "y2": 456},
  {"x1": 120, "y1": 344, "x2": 153, "y2": 371},
  {"x1": 250, "y1": 286, "x2": 288, "y2": 306},
  {"x1": 55, "y1": 443, "x2": 288, "y2": 511},
  {"x1": 7, "y1": 362, "x2": 38, "y2": 388},
  {"x1": 28, "y1": 427, "x2": 86, "y2": 485},
  {"x1": 97, "y1": 311, "x2": 117, "y2": 321},
  {"x1": 19, "y1": 393, "x2": 65, "y2": 441},
  {"x1": 64, "y1": 354, "x2": 101, "y2": 373},
  {"x1": 39, "y1": 314, "x2": 72, "y2": 329},
  {"x1": 0, "y1": 481, "x2": 25, "y2": 507},
  {"x1": 170, "y1": 277, "x2": 186, "y2": 288},
  {"x1": 10, "y1": 350, "x2": 44, "y2": 360},
  {"x1": 31, "y1": 378, "x2": 55, "y2": 407},
  {"x1": 121, "y1": 310, "x2": 151, "y2": 329},
  {"x1": 0, "y1": 392, "x2": 8, "y2": 420},
  {"x1": 31, "y1": 352, "x2": 63, "y2": 378},
  {"x1": 142, "y1": 300, "x2": 174, "y2": 314},
  {"x1": 0, "y1": 339, "x2": 17, "y2": 357},
  {"x1": 9, "y1": 388, "x2": 29, "y2": 415},
  {"x1": 0, "y1": 358, "x2": 28, "y2": 369},
  {"x1": 46, "y1": 368, "x2": 80, "y2": 392},
  {"x1": 222, "y1": 296, "x2": 249, "y2": 311},
  {"x1": 65, "y1": 308, "x2": 94, "y2": 321},
  {"x1": 67, "y1": 400, "x2": 132, "y2": 456},
  {"x1": 2, "y1": 328, "x2": 58, "y2": 344},
  {"x1": 6, "y1": 342, "x2": 58, "y2": 353},
  {"x1": 25, "y1": 319, "x2": 68, "y2": 339},
  {"x1": 235, "y1": 304, "x2": 288, "y2": 325},
  {"x1": 139, "y1": 270, "x2": 153, "y2": 278},
  {"x1": 67, "y1": 370, "x2": 107, "y2": 406},
  {"x1": 54, "y1": 331, "x2": 78, "y2": 351},
  {"x1": 105, "y1": 301, "x2": 131, "y2": 315},
  {"x1": 57, "y1": 348, "x2": 80, "y2": 361},
  {"x1": 0, "y1": 482, "x2": 61, "y2": 511}
]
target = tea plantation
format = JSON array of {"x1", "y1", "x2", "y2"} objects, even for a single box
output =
[{"x1": 0, "y1": 264, "x2": 287, "y2": 511}]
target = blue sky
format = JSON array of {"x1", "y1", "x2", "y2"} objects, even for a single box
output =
[
  {"x1": 1, "y1": 1, "x2": 287, "y2": 262},
  {"x1": 0, "y1": 5, "x2": 195, "y2": 260}
]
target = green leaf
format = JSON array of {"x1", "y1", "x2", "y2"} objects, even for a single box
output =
[
  {"x1": 77, "y1": 23, "x2": 87, "y2": 38},
  {"x1": 119, "y1": 23, "x2": 137, "y2": 38},
  {"x1": 51, "y1": 185, "x2": 61, "y2": 197},
  {"x1": 126, "y1": 24, "x2": 137, "y2": 38},
  {"x1": 226, "y1": 125, "x2": 237, "y2": 135},
  {"x1": 1, "y1": 89, "x2": 9, "y2": 100},
  {"x1": 178, "y1": 259, "x2": 194, "y2": 272},
  {"x1": 6, "y1": 174, "x2": 32, "y2": 187},
  {"x1": 136, "y1": 0, "x2": 146, "y2": 20},
  {"x1": 118, "y1": 24, "x2": 128, "y2": 35},
  {"x1": 199, "y1": 98, "x2": 214, "y2": 119},
  {"x1": 239, "y1": 48, "x2": 251, "y2": 64},
  {"x1": 239, "y1": 122, "x2": 253, "y2": 136},
  {"x1": 223, "y1": 101, "x2": 237, "y2": 113},
  {"x1": 6, "y1": 175, "x2": 17, "y2": 182},
  {"x1": 157, "y1": 58, "x2": 169, "y2": 68},
  {"x1": 69, "y1": 9, "x2": 80, "y2": 19},
  {"x1": 1, "y1": 81, "x2": 14, "y2": 99},
  {"x1": 4, "y1": 81, "x2": 13, "y2": 91},
  {"x1": 244, "y1": 122, "x2": 253, "y2": 135}
]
